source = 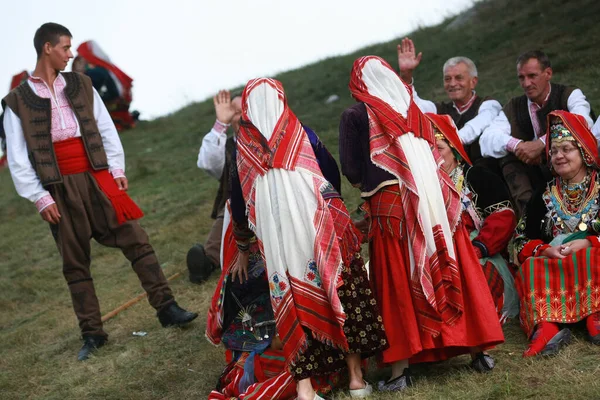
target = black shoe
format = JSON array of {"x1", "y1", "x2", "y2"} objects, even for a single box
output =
[
  {"x1": 471, "y1": 352, "x2": 495, "y2": 373},
  {"x1": 77, "y1": 335, "x2": 107, "y2": 361},
  {"x1": 158, "y1": 302, "x2": 198, "y2": 327},
  {"x1": 187, "y1": 244, "x2": 216, "y2": 284},
  {"x1": 540, "y1": 328, "x2": 572, "y2": 357}
]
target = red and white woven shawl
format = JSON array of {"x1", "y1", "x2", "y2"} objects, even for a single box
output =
[
  {"x1": 350, "y1": 56, "x2": 464, "y2": 336},
  {"x1": 236, "y1": 78, "x2": 349, "y2": 362}
]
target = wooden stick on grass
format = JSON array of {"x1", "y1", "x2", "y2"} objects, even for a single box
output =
[{"x1": 101, "y1": 272, "x2": 182, "y2": 322}]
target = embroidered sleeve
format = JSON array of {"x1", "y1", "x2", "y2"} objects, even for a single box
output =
[
  {"x1": 110, "y1": 169, "x2": 125, "y2": 179},
  {"x1": 35, "y1": 195, "x2": 56, "y2": 213},
  {"x1": 519, "y1": 240, "x2": 550, "y2": 263},
  {"x1": 506, "y1": 137, "x2": 522, "y2": 153}
]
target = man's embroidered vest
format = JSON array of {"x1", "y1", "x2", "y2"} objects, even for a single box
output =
[
  {"x1": 436, "y1": 95, "x2": 488, "y2": 163},
  {"x1": 1, "y1": 72, "x2": 109, "y2": 186}
]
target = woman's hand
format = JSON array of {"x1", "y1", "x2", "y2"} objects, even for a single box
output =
[
  {"x1": 540, "y1": 245, "x2": 566, "y2": 259},
  {"x1": 560, "y1": 239, "x2": 591, "y2": 256},
  {"x1": 231, "y1": 249, "x2": 249, "y2": 284}
]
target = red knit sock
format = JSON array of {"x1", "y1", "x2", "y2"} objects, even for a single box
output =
[
  {"x1": 587, "y1": 313, "x2": 600, "y2": 337},
  {"x1": 523, "y1": 322, "x2": 560, "y2": 357}
]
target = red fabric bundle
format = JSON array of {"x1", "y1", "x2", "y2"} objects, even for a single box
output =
[{"x1": 54, "y1": 137, "x2": 143, "y2": 225}]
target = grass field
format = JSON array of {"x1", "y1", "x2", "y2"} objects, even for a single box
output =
[{"x1": 1, "y1": 0, "x2": 599, "y2": 398}]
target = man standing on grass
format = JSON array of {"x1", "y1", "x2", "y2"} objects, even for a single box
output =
[
  {"x1": 479, "y1": 50, "x2": 596, "y2": 216},
  {"x1": 397, "y1": 38, "x2": 502, "y2": 171},
  {"x1": 2, "y1": 22, "x2": 197, "y2": 361},
  {"x1": 187, "y1": 90, "x2": 241, "y2": 283}
]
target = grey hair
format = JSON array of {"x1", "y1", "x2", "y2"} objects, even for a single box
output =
[{"x1": 443, "y1": 56, "x2": 478, "y2": 78}]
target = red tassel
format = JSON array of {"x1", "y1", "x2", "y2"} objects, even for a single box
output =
[{"x1": 93, "y1": 173, "x2": 144, "y2": 225}]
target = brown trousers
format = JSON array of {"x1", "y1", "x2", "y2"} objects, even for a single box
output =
[
  {"x1": 48, "y1": 172, "x2": 174, "y2": 338},
  {"x1": 500, "y1": 156, "x2": 551, "y2": 219},
  {"x1": 203, "y1": 212, "x2": 224, "y2": 268}
]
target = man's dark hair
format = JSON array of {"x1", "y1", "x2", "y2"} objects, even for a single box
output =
[
  {"x1": 516, "y1": 50, "x2": 551, "y2": 70},
  {"x1": 33, "y1": 23, "x2": 72, "y2": 58}
]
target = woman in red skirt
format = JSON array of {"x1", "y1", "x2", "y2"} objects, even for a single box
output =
[
  {"x1": 339, "y1": 56, "x2": 504, "y2": 392},
  {"x1": 513, "y1": 111, "x2": 600, "y2": 357}
]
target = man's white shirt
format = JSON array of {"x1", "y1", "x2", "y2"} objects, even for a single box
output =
[
  {"x1": 412, "y1": 87, "x2": 502, "y2": 145},
  {"x1": 480, "y1": 88, "x2": 595, "y2": 158}
]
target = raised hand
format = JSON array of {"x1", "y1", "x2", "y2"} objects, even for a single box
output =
[
  {"x1": 213, "y1": 90, "x2": 236, "y2": 125},
  {"x1": 397, "y1": 37, "x2": 422, "y2": 74}
]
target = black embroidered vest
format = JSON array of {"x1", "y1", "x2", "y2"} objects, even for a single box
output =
[{"x1": 2, "y1": 72, "x2": 109, "y2": 186}]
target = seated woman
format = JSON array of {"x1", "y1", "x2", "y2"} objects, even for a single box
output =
[
  {"x1": 513, "y1": 111, "x2": 600, "y2": 357},
  {"x1": 425, "y1": 113, "x2": 519, "y2": 322}
]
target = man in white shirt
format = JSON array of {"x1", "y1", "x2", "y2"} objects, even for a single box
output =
[
  {"x1": 188, "y1": 90, "x2": 241, "y2": 283},
  {"x1": 2, "y1": 22, "x2": 197, "y2": 361},
  {"x1": 397, "y1": 38, "x2": 502, "y2": 169},
  {"x1": 479, "y1": 50, "x2": 596, "y2": 216}
]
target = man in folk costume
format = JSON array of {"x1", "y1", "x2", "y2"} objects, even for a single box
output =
[
  {"x1": 187, "y1": 90, "x2": 243, "y2": 283},
  {"x1": 396, "y1": 38, "x2": 502, "y2": 172},
  {"x1": 479, "y1": 50, "x2": 597, "y2": 217},
  {"x1": 425, "y1": 113, "x2": 519, "y2": 323},
  {"x1": 2, "y1": 23, "x2": 197, "y2": 361},
  {"x1": 512, "y1": 111, "x2": 600, "y2": 357},
  {"x1": 339, "y1": 56, "x2": 504, "y2": 391},
  {"x1": 230, "y1": 78, "x2": 387, "y2": 400}
]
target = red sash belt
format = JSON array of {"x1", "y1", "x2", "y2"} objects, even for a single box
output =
[{"x1": 54, "y1": 137, "x2": 144, "y2": 225}]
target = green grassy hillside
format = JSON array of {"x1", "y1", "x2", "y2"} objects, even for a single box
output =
[{"x1": 1, "y1": 0, "x2": 599, "y2": 398}]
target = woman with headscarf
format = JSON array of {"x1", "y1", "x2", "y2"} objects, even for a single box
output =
[
  {"x1": 206, "y1": 203, "x2": 340, "y2": 400},
  {"x1": 229, "y1": 78, "x2": 387, "y2": 400},
  {"x1": 513, "y1": 110, "x2": 600, "y2": 357},
  {"x1": 339, "y1": 56, "x2": 504, "y2": 392},
  {"x1": 425, "y1": 113, "x2": 519, "y2": 323}
]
